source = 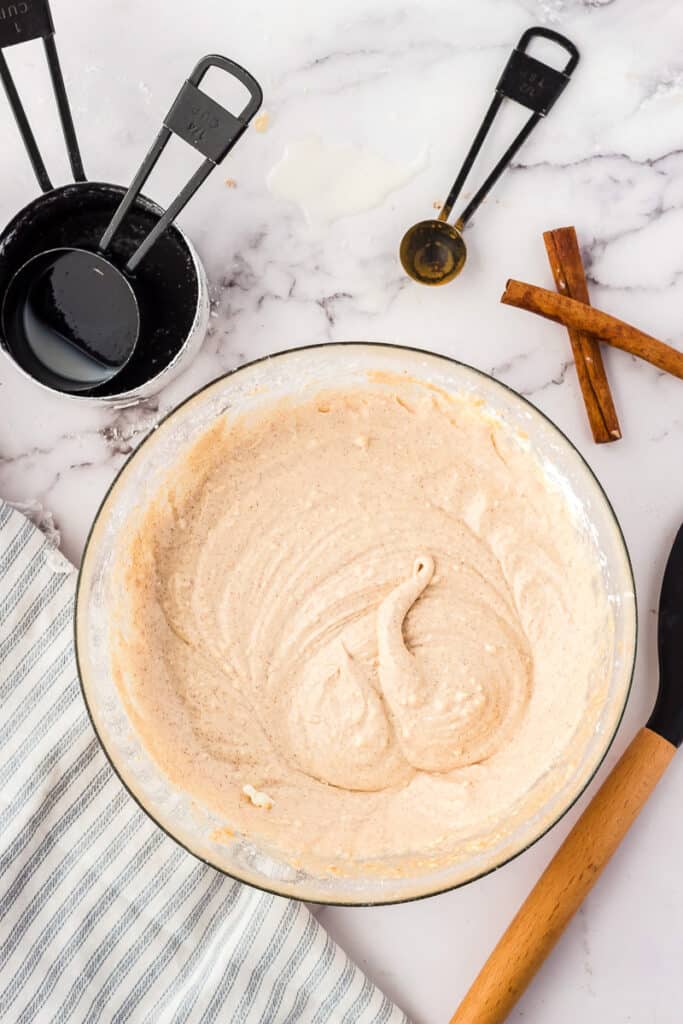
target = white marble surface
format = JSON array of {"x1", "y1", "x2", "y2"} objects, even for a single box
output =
[{"x1": 2, "y1": 1, "x2": 683, "y2": 1021}]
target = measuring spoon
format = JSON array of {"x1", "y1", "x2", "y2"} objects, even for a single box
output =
[{"x1": 400, "y1": 28, "x2": 579, "y2": 285}]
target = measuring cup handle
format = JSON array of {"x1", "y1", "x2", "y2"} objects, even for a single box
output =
[
  {"x1": 100, "y1": 54, "x2": 263, "y2": 272},
  {"x1": 0, "y1": 0, "x2": 85, "y2": 191},
  {"x1": 163, "y1": 55, "x2": 262, "y2": 165},
  {"x1": 188, "y1": 55, "x2": 263, "y2": 121}
]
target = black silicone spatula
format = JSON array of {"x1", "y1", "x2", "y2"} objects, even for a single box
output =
[{"x1": 450, "y1": 524, "x2": 683, "y2": 1024}]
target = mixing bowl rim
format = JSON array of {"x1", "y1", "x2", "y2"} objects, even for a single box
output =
[{"x1": 74, "y1": 340, "x2": 638, "y2": 906}]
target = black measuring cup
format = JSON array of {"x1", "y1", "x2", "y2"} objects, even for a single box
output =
[
  {"x1": 400, "y1": 28, "x2": 580, "y2": 285},
  {"x1": 0, "y1": 1, "x2": 262, "y2": 397}
]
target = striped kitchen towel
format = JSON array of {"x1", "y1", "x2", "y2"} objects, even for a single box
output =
[{"x1": 0, "y1": 500, "x2": 409, "y2": 1024}]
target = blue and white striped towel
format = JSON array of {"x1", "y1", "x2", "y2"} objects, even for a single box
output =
[{"x1": 0, "y1": 500, "x2": 409, "y2": 1024}]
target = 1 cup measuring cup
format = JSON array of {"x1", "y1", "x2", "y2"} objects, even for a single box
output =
[{"x1": 400, "y1": 28, "x2": 580, "y2": 286}]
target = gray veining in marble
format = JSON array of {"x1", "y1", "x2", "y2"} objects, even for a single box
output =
[{"x1": 1, "y1": 2, "x2": 683, "y2": 1020}]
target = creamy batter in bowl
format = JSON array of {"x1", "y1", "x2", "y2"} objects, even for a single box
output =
[{"x1": 76, "y1": 344, "x2": 637, "y2": 904}]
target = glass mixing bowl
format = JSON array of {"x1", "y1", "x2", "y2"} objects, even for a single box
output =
[{"x1": 75, "y1": 343, "x2": 637, "y2": 905}]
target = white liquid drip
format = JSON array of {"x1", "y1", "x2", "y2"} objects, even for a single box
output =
[{"x1": 267, "y1": 136, "x2": 427, "y2": 228}]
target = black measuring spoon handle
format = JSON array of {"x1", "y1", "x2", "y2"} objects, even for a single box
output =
[
  {"x1": 0, "y1": 0, "x2": 85, "y2": 191},
  {"x1": 100, "y1": 55, "x2": 263, "y2": 273},
  {"x1": 440, "y1": 26, "x2": 579, "y2": 231},
  {"x1": 517, "y1": 27, "x2": 579, "y2": 75},
  {"x1": 457, "y1": 108, "x2": 542, "y2": 229},
  {"x1": 439, "y1": 92, "x2": 503, "y2": 225}
]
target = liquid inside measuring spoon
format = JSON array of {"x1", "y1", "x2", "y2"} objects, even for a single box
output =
[{"x1": 399, "y1": 219, "x2": 467, "y2": 286}]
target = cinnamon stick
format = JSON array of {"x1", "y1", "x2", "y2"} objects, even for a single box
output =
[
  {"x1": 501, "y1": 280, "x2": 683, "y2": 380},
  {"x1": 543, "y1": 228, "x2": 621, "y2": 443}
]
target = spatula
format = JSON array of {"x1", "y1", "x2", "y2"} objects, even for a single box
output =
[{"x1": 450, "y1": 523, "x2": 683, "y2": 1024}]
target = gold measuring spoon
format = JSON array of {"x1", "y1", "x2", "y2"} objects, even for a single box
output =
[{"x1": 400, "y1": 27, "x2": 580, "y2": 285}]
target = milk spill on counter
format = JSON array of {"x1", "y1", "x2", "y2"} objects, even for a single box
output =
[{"x1": 267, "y1": 136, "x2": 428, "y2": 229}]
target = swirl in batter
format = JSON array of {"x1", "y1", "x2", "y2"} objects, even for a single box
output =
[{"x1": 112, "y1": 381, "x2": 612, "y2": 874}]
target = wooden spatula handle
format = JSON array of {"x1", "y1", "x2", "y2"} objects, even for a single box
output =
[{"x1": 450, "y1": 727, "x2": 676, "y2": 1024}]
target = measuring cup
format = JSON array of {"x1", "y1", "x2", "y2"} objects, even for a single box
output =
[
  {"x1": 1, "y1": 49, "x2": 262, "y2": 393},
  {"x1": 400, "y1": 28, "x2": 579, "y2": 285}
]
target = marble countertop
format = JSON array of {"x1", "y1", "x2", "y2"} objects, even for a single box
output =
[{"x1": 2, "y1": 1, "x2": 683, "y2": 1021}]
